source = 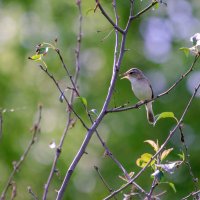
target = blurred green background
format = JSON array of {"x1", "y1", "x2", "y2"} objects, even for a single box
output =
[{"x1": 0, "y1": 0, "x2": 200, "y2": 199}]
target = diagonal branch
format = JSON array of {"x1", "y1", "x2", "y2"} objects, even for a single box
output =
[
  {"x1": 104, "y1": 82, "x2": 200, "y2": 200},
  {"x1": 95, "y1": 0, "x2": 124, "y2": 34},
  {"x1": 131, "y1": 0, "x2": 158, "y2": 20},
  {"x1": 39, "y1": 65, "x2": 89, "y2": 131}
]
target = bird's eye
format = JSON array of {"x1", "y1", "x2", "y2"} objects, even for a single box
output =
[{"x1": 129, "y1": 71, "x2": 133, "y2": 74}]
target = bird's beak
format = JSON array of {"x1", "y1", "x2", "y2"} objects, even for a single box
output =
[{"x1": 120, "y1": 72, "x2": 129, "y2": 80}]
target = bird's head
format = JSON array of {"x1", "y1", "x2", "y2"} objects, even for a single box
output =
[{"x1": 121, "y1": 68, "x2": 143, "y2": 80}]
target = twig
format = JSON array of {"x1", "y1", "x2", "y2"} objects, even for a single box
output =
[
  {"x1": 107, "y1": 55, "x2": 199, "y2": 113},
  {"x1": 104, "y1": 82, "x2": 200, "y2": 200},
  {"x1": 94, "y1": 166, "x2": 118, "y2": 200},
  {"x1": 95, "y1": 0, "x2": 124, "y2": 34},
  {"x1": 182, "y1": 189, "x2": 200, "y2": 200},
  {"x1": 131, "y1": 0, "x2": 158, "y2": 20},
  {"x1": 42, "y1": 1, "x2": 84, "y2": 199},
  {"x1": 28, "y1": 186, "x2": 39, "y2": 200},
  {"x1": 179, "y1": 126, "x2": 199, "y2": 192},
  {"x1": 147, "y1": 179, "x2": 158, "y2": 200},
  {"x1": 0, "y1": 105, "x2": 42, "y2": 200},
  {"x1": 94, "y1": 127, "x2": 149, "y2": 197},
  {"x1": 39, "y1": 65, "x2": 89, "y2": 131},
  {"x1": 147, "y1": 153, "x2": 160, "y2": 199},
  {"x1": 55, "y1": 49, "x2": 80, "y2": 97}
]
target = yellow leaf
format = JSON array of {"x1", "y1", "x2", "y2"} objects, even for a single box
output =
[
  {"x1": 144, "y1": 140, "x2": 159, "y2": 152},
  {"x1": 136, "y1": 153, "x2": 155, "y2": 168},
  {"x1": 161, "y1": 148, "x2": 173, "y2": 161},
  {"x1": 28, "y1": 54, "x2": 42, "y2": 61}
]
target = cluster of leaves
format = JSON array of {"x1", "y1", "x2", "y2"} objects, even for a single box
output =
[
  {"x1": 180, "y1": 33, "x2": 200, "y2": 57},
  {"x1": 136, "y1": 139, "x2": 184, "y2": 192},
  {"x1": 118, "y1": 111, "x2": 183, "y2": 197},
  {"x1": 28, "y1": 42, "x2": 57, "y2": 68}
]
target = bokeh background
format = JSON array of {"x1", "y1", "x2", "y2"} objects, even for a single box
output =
[{"x1": 0, "y1": 0, "x2": 200, "y2": 199}]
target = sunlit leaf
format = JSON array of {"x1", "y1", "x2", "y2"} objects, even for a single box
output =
[
  {"x1": 177, "y1": 152, "x2": 185, "y2": 161},
  {"x1": 151, "y1": 170, "x2": 164, "y2": 181},
  {"x1": 156, "y1": 161, "x2": 182, "y2": 174},
  {"x1": 28, "y1": 54, "x2": 42, "y2": 61},
  {"x1": 136, "y1": 153, "x2": 155, "y2": 168},
  {"x1": 154, "y1": 112, "x2": 178, "y2": 126},
  {"x1": 77, "y1": 96, "x2": 88, "y2": 108},
  {"x1": 180, "y1": 47, "x2": 190, "y2": 57},
  {"x1": 168, "y1": 182, "x2": 176, "y2": 193},
  {"x1": 161, "y1": 148, "x2": 173, "y2": 161},
  {"x1": 154, "y1": 2, "x2": 159, "y2": 9},
  {"x1": 144, "y1": 140, "x2": 159, "y2": 152}
]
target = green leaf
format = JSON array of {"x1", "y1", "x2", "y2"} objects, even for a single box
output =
[
  {"x1": 168, "y1": 182, "x2": 176, "y2": 193},
  {"x1": 144, "y1": 140, "x2": 159, "y2": 152},
  {"x1": 28, "y1": 54, "x2": 42, "y2": 61},
  {"x1": 177, "y1": 152, "x2": 185, "y2": 161},
  {"x1": 161, "y1": 148, "x2": 173, "y2": 161},
  {"x1": 154, "y1": 112, "x2": 178, "y2": 126},
  {"x1": 136, "y1": 153, "x2": 155, "y2": 168},
  {"x1": 77, "y1": 97, "x2": 88, "y2": 108},
  {"x1": 154, "y1": 2, "x2": 159, "y2": 9},
  {"x1": 180, "y1": 47, "x2": 190, "y2": 57},
  {"x1": 36, "y1": 47, "x2": 48, "y2": 55}
]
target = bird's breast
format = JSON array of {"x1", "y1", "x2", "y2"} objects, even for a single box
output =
[{"x1": 130, "y1": 78, "x2": 152, "y2": 100}]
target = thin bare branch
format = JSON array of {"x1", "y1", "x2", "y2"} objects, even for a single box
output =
[
  {"x1": 0, "y1": 105, "x2": 42, "y2": 200},
  {"x1": 42, "y1": 2, "x2": 84, "y2": 199},
  {"x1": 131, "y1": 1, "x2": 158, "y2": 20},
  {"x1": 55, "y1": 49, "x2": 80, "y2": 97},
  {"x1": 94, "y1": 166, "x2": 118, "y2": 200},
  {"x1": 28, "y1": 186, "x2": 39, "y2": 200},
  {"x1": 182, "y1": 189, "x2": 200, "y2": 200},
  {"x1": 39, "y1": 65, "x2": 89, "y2": 131},
  {"x1": 107, "y1": 55, "x2": 199, "y2": 113},
  {"x1": 95, "y1": 0, "x2": 124, "y2": 34},
  {"x1": 179, "y1": 126, "x2": 199, "y2": 191}
]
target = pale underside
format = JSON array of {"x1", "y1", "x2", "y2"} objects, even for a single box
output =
[{"x1": 129, "y1": 77, "x2": 153, "y2": 101}]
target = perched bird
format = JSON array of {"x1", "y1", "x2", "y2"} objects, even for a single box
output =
[{"x1": 121, "y1": 68, "x2": 155, "y2": 124}]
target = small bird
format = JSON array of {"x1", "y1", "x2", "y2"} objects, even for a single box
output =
[{"x1": 121, "y1": 68, "x2": 155, "y2": 124}]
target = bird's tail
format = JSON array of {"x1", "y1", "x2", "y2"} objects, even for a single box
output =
[{"x1": 145, "y1": 102, "x2": 154, "y2": 124}]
